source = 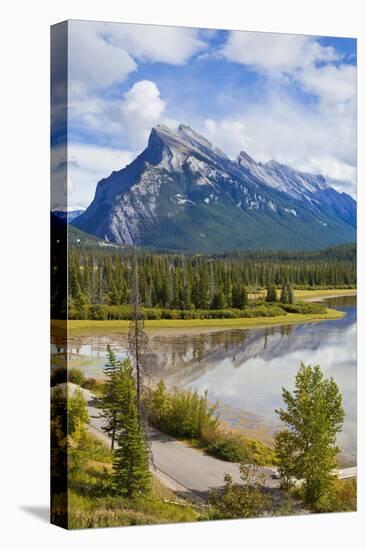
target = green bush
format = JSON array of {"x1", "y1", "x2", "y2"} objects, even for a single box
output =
[
  {"x1": 280, "y1": 301, "x2": 326, "y2": 314},
  {"x1": 207, "y1": 433, "x2": 276, "y2": 466},
  {"x1": 313, "y1": 478, "x2": 357, "y2": 513},
  {"x1": 68, "y1": 368, "x2": 86, "y2": 386},
  {"x1": 147, "y1": 381, "x2": 219, "y2": 440},
  {"x1": 207, "y1": 434, "x2": 245, "y2": 462},
  {"x1": 68, "y1": 303, "x2": 292, "y2": 321},
  {"x1": 147, "y1": 382, "x2": 275, "y2": 466},
  {"x1": 207, "y1": 466, "x2": 272, "y2": 520}
]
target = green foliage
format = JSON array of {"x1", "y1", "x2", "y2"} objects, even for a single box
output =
[
  {"x1": 95, "y1": 347, "x2": 135, "y2": 450},
  {"x1": 67, "y1": 245, "x2": 356, "y2": 320},
  {"x1": 279, "y1": 301, "x2": 325, "y2": 314},
  {"x1": 148, "y1": 381, "x2": 219, "y2": 440},
  {"x1": 51, "y1": 385, "x2": 68, "y2": 510},
  {"x1": 280, "y1": 285, "x2": 289, "y2": 303},
  {"x1": 148, "y1": 382, "x2": 275, "y2": 466},
  {"x1": 280, "y1": 283, "x2": 295, "y2": 304},
  {"x1": 210, "y1": 290, "x2": 227, "y2": 309},
  {"x1": 266, "y1": 284, "x2": 278, "y2": 302},
  {"x1": 232, "y1": 283, "x2": 248, "y2": 308},
  {"x1": 69, "y1": 303, "x2": 291, "y2": 321},
  {"x1": 208, "y1": 465, "x2": 272, "y2": 519},
  {"x1": 67, "y1": 430, "x2": 198, "y2": 528},
  {"x1": 68, "y1": 367, "x2": 86, "y2": 386},
  {"x1": 67, "y1": 388, "x2": 89, "y2": 437},
  {"x1": 149, "y1": 380, "x2": 168, "y2": 427},
  {"x1": 207, "y1": 433, "x2": 276, "y2": 466},
  {"x1": 286, "y1": 283, "x2": 295, "y2": 304},
  {"x1": 94, "y1": 348, "x2": 151, "y2": 498},
  {"x1": 113, "y1": 395, "x2": 151, "y2": 498},
  {"x1": 82, "y1": 377, "x2": 104, "y2": 395},
  {"x1": 312, "y1": 478, "x2": 357, "y2": 513},
  {"x1": 275, "y1": 363, "x2": 345, "y2": 505},
  {"x1": 68, "y1": 489, "x2": 199, "y2": 529}
]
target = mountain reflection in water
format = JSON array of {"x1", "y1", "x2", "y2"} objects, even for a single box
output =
[{"x1": 53, "y1": 295, "x2": 356, "y2": 465}]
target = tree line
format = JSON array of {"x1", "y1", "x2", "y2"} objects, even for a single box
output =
[{"x1": 68, "y1": 246, "x2": 356, "y2": 314}]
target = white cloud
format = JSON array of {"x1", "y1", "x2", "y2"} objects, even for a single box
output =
[
  {"x1": 221, "y1": 31, "x2": 338, "y2": 74},
  {"x1": 68, "y1": 21, "x2": 206, "y2": 95},
  {"x1": 120, "y1": 80, "x2": 166, "y2": 148},
  {"x1": 69, "y1": 79, "x2": 174, "y2": 153},
  {"x1": 67, "y1": 144, "x2": 135, "y2": 207},
  {"x1": 104, "y1": 23, "x2": 206, "y2": 65},
  {"x1": 298, "y1": 63, "x2": 356, "y2": 104},
  {"x1": 68, "y1": 21, "x2": 137, "y2": 92},
  {"x1": 64, "y1": 25, "x2": 356, "y2": 202},
  {"x1": 209, "y1": 31, "x2": 357, "y2": 195},
  {"x1": 201, "y1": 89, "x2": 356, "y2": 195}
]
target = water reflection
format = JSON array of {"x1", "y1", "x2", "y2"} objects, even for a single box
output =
[{"x1": 52, "y1": 295, "x2": 356, "y2": 464}]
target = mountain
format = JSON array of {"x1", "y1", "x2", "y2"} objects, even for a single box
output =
[
  {"x1": 73, "y1": 124, "x2": 356, "y2": 253},
  {"x1": 52, "y1": 207, "x2": 85, "y2": 223}
]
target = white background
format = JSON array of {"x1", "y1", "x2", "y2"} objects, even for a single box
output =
[{"x1": 1, "y1": 0, "x2": 365, "y2": 548}]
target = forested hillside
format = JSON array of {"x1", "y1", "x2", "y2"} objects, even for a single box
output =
[{"x1": 67, "y1": 243, "x2": 356, "y2": 319}]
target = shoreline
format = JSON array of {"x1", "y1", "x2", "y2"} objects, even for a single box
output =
[
  {"x1": 59, "y1": 288, "x2": 356, "y2": 336},
  {"x1": 63, "y1": 307, "x2": 345, "y2": 336},
  {"x1": 55, "y1": 288, "x2": 356, "y2": 466}
]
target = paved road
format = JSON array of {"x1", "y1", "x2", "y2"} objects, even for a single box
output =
[{"x1": 67, "y1": 384, "x2": 357, "y2": 502}]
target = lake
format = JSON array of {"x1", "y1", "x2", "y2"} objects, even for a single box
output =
[{"x1": 52, "y1": 295, "x2": 357, "y2": 465}]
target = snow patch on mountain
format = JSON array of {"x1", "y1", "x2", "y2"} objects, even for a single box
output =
[{"x1": 74, "y1": 123, "x2": 356, "y2": 251}]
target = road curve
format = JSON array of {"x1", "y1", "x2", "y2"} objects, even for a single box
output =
[{"x1": 65, "y1": 384, "x2": 357, "y2": 501}]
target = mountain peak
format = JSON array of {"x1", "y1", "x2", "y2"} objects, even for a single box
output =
[
  {"x1": 147, "y1": 123, "x2": 229, "y2": 168},
  {"x1": 74, "y1": 123, "x2": 356, "y2": 252},
  {"x1": 237, "y1": 150, "x2": 256, "y2": 168},
  {"x1": 265, "y1": 159, "x2": 281, "y2": 169}
]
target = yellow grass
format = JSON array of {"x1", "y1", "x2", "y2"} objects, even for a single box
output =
[
  {"x1": 64, "y1": 308, "x2": 344, "y2": 334},
  {"x1": 294, "y1": 288, "x2": 356, "y2": 300},
  {"x1": 249, "y1": 288, "x2": 356, "y2": 301}
]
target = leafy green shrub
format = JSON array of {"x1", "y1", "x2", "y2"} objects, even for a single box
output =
[
  {"x1": 68, "y1": 367, "x2": 86, "y2": 386},
  {"x1": 147, "y1": 381, "x2": 219, "y2": 440},
  {"x1": 68, "y1": 303, "x2": 290, "y2": 321},
  {"x1": 207, "y1": 433, "x2": 276, "y2": 466},
  {"x1": 208, "y1": 466, "x2": 272, "y2": 520},
  {"x1": 280, "y1": 301, "x2": 326, "y2": 314},
  {"x1": 207, "y1": 434, "x2": 245, "y2": 462},
  {"x1": 313, "y1": 478, "x2": 357, "y2": 513}
]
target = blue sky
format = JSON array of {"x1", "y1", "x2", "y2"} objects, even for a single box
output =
[{"x1": 55, "y1": 21, "x2": 356, "y2": 208}]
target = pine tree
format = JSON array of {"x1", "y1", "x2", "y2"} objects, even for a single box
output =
[
  {"x1": 280, "y1": 285, "x2": 288, "y2": 304},
  {"x1": 96, "y1": 345, "x2": 124, "y2": 450},
  {"x1": 286, "y1": 283, "x2": 295, "y2": 304},
  {"x1": 266, "y1": 284, "x2": 277, "y2": 302},
  {"x1": 113, "y1": 376, "x2": 151, "y2": 498},
  {"x1": 232, "y1": 284, "x2": 248, "y2": 309},
  {"x1": 211, "y1": 290, "x2": 226, "y2": 309}
]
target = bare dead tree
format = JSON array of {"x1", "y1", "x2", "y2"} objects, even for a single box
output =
[{"x1": 128, "y1": 250, "x2": 148, "y2": 417}]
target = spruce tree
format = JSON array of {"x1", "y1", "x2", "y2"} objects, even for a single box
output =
[
  {"x1": 280, "y1": 285, "x2": 288, "y2": 304},
  {"x1": 232, "y1": 284, "x2": 248, "y2": 309},
  {"x1": 113, "y1": 376, "x2": 151, "y2": 498},
  {"x1": 266, "y1": 284, "x2": 277, "y2": 302},
  {"x1": 211, "y1": 290, "x2": 226, "y2": 309},
  {"x1": 96, "y1": 346, "x2": 124, "y2": 450},
  {"x1": 286, "y1": 283, "x2": 295, "y2": 304}
]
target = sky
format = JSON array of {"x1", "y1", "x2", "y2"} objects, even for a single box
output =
[{"x1": 53, "y1": 20, "x2": 357, "y2": 209}]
